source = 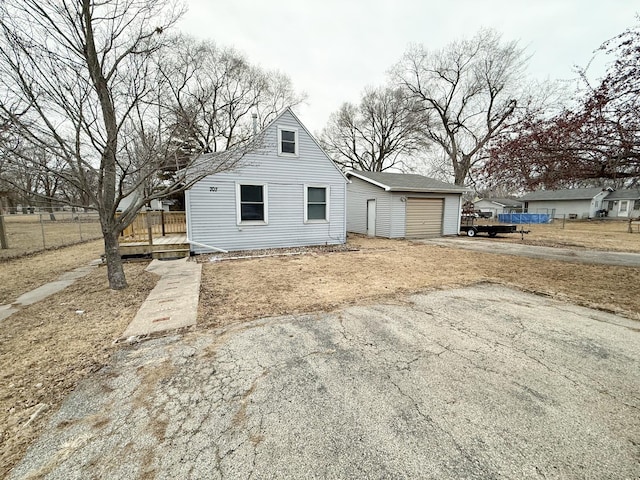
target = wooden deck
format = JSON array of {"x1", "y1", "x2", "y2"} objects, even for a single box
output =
[{"x1": 118, "y1": 234, "x2": 190, "y2": 259}]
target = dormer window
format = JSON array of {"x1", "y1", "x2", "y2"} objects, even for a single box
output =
[{"x1": 278, "y1": 127, "x2": 298, "y2": 156}]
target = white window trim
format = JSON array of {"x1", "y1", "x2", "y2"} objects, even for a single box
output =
[
  {"x1": 236, "y1": 182, "x2": 268, "y2": 225},
  {"x1": 619, "y1": 200, "x2": 629, "y2": 213},
  {"x1": 278, "y1": 126, "x2": 299, "y2": 157},
  {"x1": 304, "y1": 184, "x2": 330, "y2": 224}
]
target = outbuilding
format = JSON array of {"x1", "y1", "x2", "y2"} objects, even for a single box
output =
[{"x1": 346, "y1": 171, "x2": 467, "y2": 238}]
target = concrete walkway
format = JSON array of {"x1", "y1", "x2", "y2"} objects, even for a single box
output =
[
  {"x1": 120, "y1": 257, "x2": 202, "y2": 341},
  {"x1": 0, "y1": 261, "x2": 100, "y2": 321}
]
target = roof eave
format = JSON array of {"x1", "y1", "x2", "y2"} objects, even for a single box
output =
[
  {"x1": 346, "y1": 171, "x2": 391, "y2": 190},
  {"x1": 387, "y1": 187, "x2": 469, "y2": 193}
]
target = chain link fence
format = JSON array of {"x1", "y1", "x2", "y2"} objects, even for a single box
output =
[{"x1": 0, "y1": 211, "x2": 102, "y2": 260}]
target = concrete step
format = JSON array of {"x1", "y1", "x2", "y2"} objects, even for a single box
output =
[{"x1": 151, "y1": 249, "x2": 190, "y2": 260}]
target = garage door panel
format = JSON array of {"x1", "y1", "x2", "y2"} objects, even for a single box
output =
[{"x1": 406, "y1": 198, "x2": 443, "y2": 237}]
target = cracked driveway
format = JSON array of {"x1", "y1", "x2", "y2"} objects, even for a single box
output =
[{"x1": 11, "y1": 285, "x2": 640, "y2": 479}]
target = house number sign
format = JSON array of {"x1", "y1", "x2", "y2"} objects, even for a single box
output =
[{"x1": 209, "y1": 186, "x2": 218, "y2": 192}]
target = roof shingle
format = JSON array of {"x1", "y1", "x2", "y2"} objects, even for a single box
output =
[
  {"x1": 604, "y1": 188, "x2": 640, "y2": 200},
  {"x1": 520, "y1": 188, "x2": 608, "y2": 201},
  {"x1": 347, "y1": 170, "x2": 468, "y2": 193}
]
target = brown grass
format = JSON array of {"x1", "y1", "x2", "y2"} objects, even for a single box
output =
[
  {"x1": 0, "y1": 214, "x2": 102, "y2": 260},
  {"x1": 0, "y1": 263, "x2": 157, "y2": 477},
  {"x1": 0, "y1": 240, "x2": 104, "y2": 304},
  {"x1": 199, "y1": 234, "x2": 640, "y2": 330},
  {"x1": 477, "y1": 219, "x2": 640, "y2": 252}
]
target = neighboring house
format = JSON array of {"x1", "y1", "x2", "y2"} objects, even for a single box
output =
[
  {"x1": 603, "y1": 188, "x2": 640, "y2": 218},
  {"x1": 185, "y1": 108, "x2": 347, "y2": 253},
  {"x1": 473, "y1": 197, "x2": 523, "y2": 217},
  {"x1": 520, "y1": 187, "x2": 611, "y2": 219},
  {"x1": 346, "y1": 171, "x2": 467, "y2": 238},
  {"x1": 117, "y1": 193, "x2": 167, "y2": 212}
]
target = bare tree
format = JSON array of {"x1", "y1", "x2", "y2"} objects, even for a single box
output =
[
  {"x1": 0, "y1": 0, "x2": 262, "y2": 289},
  {"x1": 320, "y1": 87, "x2": 429, "y2": 172},
  {"x1": 392, "y1": 29, "x2": 529, "y2": 185},
  {"x1": 156, "y1": 36, "x2": 304, "y2": 158}
]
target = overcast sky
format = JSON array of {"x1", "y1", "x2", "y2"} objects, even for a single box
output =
[{"x1": 178, "y1": 0, "x2": 638, "y2": 134}]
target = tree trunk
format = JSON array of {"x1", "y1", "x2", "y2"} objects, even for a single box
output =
[
  {"x1": 454, "y1": 164, "x2": 467, "y2": 186},
  {"x1": 47, "y1": 198, "x2": 56, "y2": 221},
  {"x1": 101, "y1": 216, "x2": 127, "y2": 290}
]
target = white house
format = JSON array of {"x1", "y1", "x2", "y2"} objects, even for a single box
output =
[
  {"x1": 603, "y1": 188, "x2": 640, "y2": 218},
  {"x1": 473, "y1": 197, "x2": 523, "y2": 217},
  {"x1": 346, "y1": 171, "x2": 467, "y2": 238},
  {"x1": 185, "y1": 109, "x2": 347, "y2": 253},
  {"x1": 116, "y1": 192, "x2": 167, "y2": 212},
  {"x1": 520, "y1": 188, "x2": 611, "y2": 219}
]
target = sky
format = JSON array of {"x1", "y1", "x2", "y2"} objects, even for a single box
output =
[{"x1": 178, "y1": 0, "x2": 638, "y2": 134}]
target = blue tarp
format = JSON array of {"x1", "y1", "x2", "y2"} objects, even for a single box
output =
[{"x1": 498, "y1": 213, "x2": 550, "y2": 224}]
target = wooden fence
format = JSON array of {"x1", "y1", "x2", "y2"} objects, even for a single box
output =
[{"x1": 119, "y1": 211, "x2": 186, "y2": 241}]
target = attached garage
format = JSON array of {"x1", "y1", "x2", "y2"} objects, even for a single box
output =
[{"x1": 346, "y1": 171, "x2": 468, "y2": 239}]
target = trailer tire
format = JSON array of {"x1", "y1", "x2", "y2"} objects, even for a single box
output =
[
  {"x1": 488, "y1": 231, "x2": 497, "y2": 237},
  {"x1": 467, "y1": 228, "x2": 476, "y2": 237}
]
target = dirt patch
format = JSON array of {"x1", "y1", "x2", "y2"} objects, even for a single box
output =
[
  {"x1": 0, "y1": 263, "x2": 157, "y2": 478},
  {"x1": 0, "y1": 240, "x2": 104, "y2": 304},
  {"x1": 199, "y1": 234, "x2": 640, "y2": 330}
]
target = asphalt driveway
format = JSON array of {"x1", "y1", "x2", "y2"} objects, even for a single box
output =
[{"x1": 10, "y1": 285, "x2": 640, "y2": 479}]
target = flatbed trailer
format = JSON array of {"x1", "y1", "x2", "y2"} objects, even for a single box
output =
[{"x1": 460, "y1": 224, "x2": 518, "y2": 237}]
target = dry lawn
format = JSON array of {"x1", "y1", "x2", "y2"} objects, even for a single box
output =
[
  {"x1": 0, "y1": 240, "x2": 104, "y2": 304},
  {"x1": 0, "y1": 214, "x2": 102, "y2": 260},
  {"x1": 199, "y1": 234, "x2": 640, "y2": 330},
  {"x1": 0, "y1": 263, "x2": 156, "y2": 477},
  {"x1": 478, "y1": 219, "x2": 640, "y2": 252}
]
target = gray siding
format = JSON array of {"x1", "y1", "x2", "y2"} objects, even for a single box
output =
[
  {"x1": 390, "y1": 194, "x2": 406, "y2": 238},
  {"x1": 186, "y1": 110, "x2": 347, "y2": 253},
  {"x1": 346, "y1": 177, "x2": 393, "y2": 237},
  {"x1": 473, "y1": 200, "x2": 519, "y2": 216},
  {"x1": 347, "y1": 177, "x2": 461, "y2": 238},
  {"x1": 526, "y1": 192, "x2": 607, "y2": 218}
]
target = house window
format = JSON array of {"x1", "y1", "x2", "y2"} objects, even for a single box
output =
[
  {"x1": 278, "y1": 127, "x2": 298, "y2": 156},
  {"x1": 634, "y1": 199, "x2": 640, "y2": 210},
  {"x1": 305, "y1": 186, "x2": 329, "y2": 222},
  {"x1": 236, "y1": 183, "x2": 268, "y2": 224}
]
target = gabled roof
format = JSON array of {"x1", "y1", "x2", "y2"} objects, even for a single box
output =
[
  {"x1": 346, "y1": 170, "x2": 468, "y2": 193},
  {"x1": 283, "y1": 108, "x2": 348, "y2": 182},
  {"x1": 604, "y1": 188, "x2": 640, "y2": 200},
  {"x1": 188, "y1": 107, "x2": 347, "y2": 183},
  {"x1": 520, "y1": 187, "x2": 608, "y2": 201},
  {"x1": 477, "y1": 197, "x2": 523, "y2": 207}
]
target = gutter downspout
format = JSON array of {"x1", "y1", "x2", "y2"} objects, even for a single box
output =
[{"x1": 188, "y1": 239, "x2": 228, "y2": 254}]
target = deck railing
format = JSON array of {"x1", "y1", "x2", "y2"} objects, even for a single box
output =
[{"x1": 118, "y1": 211, "x2": 186, "y2": 241}]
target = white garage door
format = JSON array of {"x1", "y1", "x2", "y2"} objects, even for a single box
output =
[{"x1": 406, "y1": 198, "x2": 444, "y2": 237}]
